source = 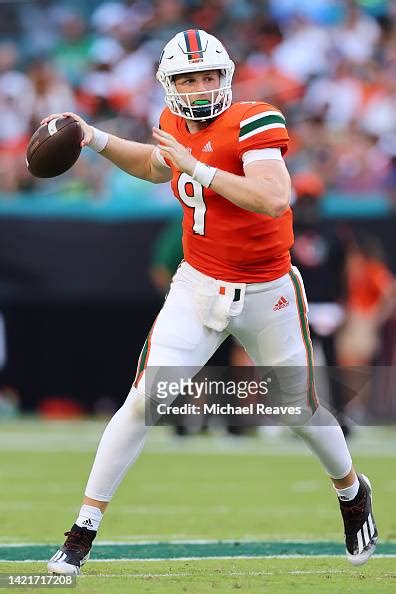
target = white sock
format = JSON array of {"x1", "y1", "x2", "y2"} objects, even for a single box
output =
[
  {"x1": 291, "y1": 406, "x2": 352, "y2": 478},
  {"x1": 334, "y1": 475, "x2": 360, "y2": 502},
  {"x1": 84, "y1": 387, "x2": 149, "y2": 501},
  {"x1": 75, "y1": 504, "x2": 103, "y2": 531}
]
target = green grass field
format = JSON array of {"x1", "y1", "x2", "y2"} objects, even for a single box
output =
[{"x1": 0, "y1": 420, "x2": 395, "y2": 593}]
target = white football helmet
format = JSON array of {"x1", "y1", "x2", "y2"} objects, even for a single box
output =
[{"x1": 156, "y1": 29, "x2": 235, "y2": 121}]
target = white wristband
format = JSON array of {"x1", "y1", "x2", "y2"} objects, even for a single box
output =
[
  {"x1": 192, "y1": 161, "x2": 217, "y2": 188},
  {"x1": 89, "y1": 127, "x2": 109, "y2": 153}
]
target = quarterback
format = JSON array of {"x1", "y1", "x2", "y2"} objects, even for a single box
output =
[{"x1": 43, "y1": 30, "x2": 377, "y2": 574}]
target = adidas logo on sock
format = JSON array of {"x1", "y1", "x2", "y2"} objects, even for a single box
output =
[
  {"x1": 82, "y1": 518, "x2": 94, "y2": 528},
  {"x1": 202, "y1": 141, "x2": 213, "y2": 152},
  {"x1": 273, "y1": 296, "x2": 289, "y2": 311}
]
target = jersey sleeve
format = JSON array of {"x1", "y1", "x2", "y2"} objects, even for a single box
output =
[{"x1": 237, "y1": 103, "x2": 289, "y2": 161}]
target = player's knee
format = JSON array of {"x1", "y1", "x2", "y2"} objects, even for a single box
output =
[
  {"x1": 281, "y1": 404, "x2": 314, "y2": 427},
  {"x1": 288, "y1": 404, "x2": 338, "y2": 432},
  {"x1": 123, "y1": 387, "x2": 147, "y2": 421}
]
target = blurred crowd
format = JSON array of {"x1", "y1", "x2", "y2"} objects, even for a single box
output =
[{"x1": 0, "y1": 0, "x2": 396, "y2": 200}]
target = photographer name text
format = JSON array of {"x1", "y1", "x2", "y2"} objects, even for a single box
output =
[{"x1": 156, "y1": 403, "x2": 301, "y2": 416}]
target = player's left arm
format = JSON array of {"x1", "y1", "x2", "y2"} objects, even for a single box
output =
[
  {"x1": 152, "y1": 127, "x2": 291, "y2": 218},
  {"x1": 212, "y1": 159, "x2": 291, "y2": 217}
]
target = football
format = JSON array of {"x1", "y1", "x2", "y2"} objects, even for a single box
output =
[{"x1": 26, "y1": 116, "x2": 83, "y2": 178}]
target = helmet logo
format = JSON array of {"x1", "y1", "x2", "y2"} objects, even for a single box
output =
[{"x1": 183, "y1": 29, "x2": 204, "y2": 63}]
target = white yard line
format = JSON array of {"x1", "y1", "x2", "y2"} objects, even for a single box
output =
[
  {"x1": 82, "y1": 568, "x2": 394, "y2": 578},
  {"x1": 1, "y1": 555, "x2": 396, "y2": 562},
  {"x1": 0, "y1": 538, "x2": 365, "y2": 546}
]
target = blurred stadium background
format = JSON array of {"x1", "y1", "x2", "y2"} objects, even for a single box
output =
[{"x1": 0, "y1": 1, "x2": 395, "y2": 590}]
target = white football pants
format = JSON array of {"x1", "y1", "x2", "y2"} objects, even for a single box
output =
[{"x1": 85, "y1": 262, "x2": 352, "y2": 501}]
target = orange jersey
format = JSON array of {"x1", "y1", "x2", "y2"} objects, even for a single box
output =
[
  {"x1": 347, "y1": 255, "x2": 394, "y2": 313},
  {"x1": 159, "y1": 101, "x2": 293, "y2": 282}
]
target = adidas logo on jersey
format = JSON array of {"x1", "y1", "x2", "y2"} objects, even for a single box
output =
[
  {"x1": 202, "y1": 141, "x2": 213, "y2": 152},
  {"x1": 273, "y1": 296, "x2": 289, "y2": 311}
]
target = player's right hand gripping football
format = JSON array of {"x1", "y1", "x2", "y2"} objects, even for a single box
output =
[{"x1": 40, "y1": 112, "x2": 93, "y2": 148}]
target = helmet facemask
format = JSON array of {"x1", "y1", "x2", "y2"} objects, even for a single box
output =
[{"x1": 160, "y1": 68, "x2": 233, "y2": 121}]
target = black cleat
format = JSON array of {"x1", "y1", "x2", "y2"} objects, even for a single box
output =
[
  {"x1": 339, "y1": 474, "x2": 378, "y2": 565},
  {"x1": 47, "y1": 525, "x2": 96, "y2": 575}
]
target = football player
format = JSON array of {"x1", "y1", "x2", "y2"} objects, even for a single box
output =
[{"x1": 43, "y1": 30, "x2": 377, "y2": 574}]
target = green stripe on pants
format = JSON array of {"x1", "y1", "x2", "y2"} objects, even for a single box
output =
[{"x1": 289, "y1": 269, "x2": 318, "y2": 413}]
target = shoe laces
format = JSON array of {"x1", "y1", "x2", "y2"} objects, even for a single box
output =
[{"x1": 63, "y1": 530, "x2": 93, "y2": 553}]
